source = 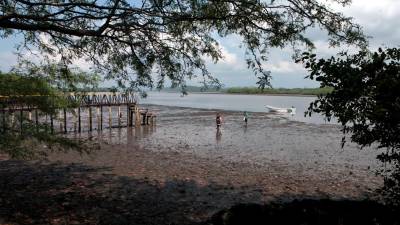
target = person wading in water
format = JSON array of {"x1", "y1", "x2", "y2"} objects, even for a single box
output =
[
  {"x1": 216, "y1": 113, "x2": 223, "y2": 129},
  {"x1": 216, "y1": 112, "x2": 223, "y2": 137},
  {"x1": 243, "y1": 111, "x2": 249, "y2": 125}
]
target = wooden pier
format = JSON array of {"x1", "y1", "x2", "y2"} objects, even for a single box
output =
[{"x1": 0, "y1": 93, "x2": 156, "y2": 134}]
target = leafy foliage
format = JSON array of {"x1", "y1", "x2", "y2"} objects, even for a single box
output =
[
  {"x1": 12, "y1": 60, "x2": 101, "y2": 93},
  {"x1": 0, "y1": 0, "x2": 367, "y2": 91},
  {"x1": 299, "y1": 48, "x2": 400, "y2": 152},
  {"x1": 0, "y1": 70, "x2": 97, "y2": 159},
  {"x1": 0, "y1": 71, "x2": 67, "y2": 113},
  {"x1": 256, "y1": 71, "x2": 272, "y2": 90},
  {"x1": 299, "y1": 48, "x2": 400, "y2": 204}
]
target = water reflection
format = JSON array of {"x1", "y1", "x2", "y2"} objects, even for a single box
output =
[
  {"x1": 216, "y1": 128, "x2": 222, "y2": 143},
  {"x1": 243, "y1": 124, "x2": 248, "y2": 133},
  {"x1": 63, "y1": 104, "x2": 380, "y2": 170},
  {"x1": 69, "y1": 125, "x2": 157, "y2": 145}
]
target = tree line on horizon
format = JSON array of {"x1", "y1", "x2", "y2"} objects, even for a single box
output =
[{"x1": 159, "y1": 85, "x2": 333, "y2": 95}]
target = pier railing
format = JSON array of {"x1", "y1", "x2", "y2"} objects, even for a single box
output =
[{"x1": 0, "y1": 93, "x2": 149, "y2": 133}]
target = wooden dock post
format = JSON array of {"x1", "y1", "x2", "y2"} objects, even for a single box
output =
[
  {"x1": 118, "y1": 106, "x2": 121, "y2": 128},
  {"x1": 126, "y1": 105, "x2": 129, "y2": 127},
  {"x1": 63, "y1": 108, "x2": 67, "y2": 133},
  {"x1": 127, "y1": 105, "x2": 131, "y2": 127},
  {"x1": 150, "y1": 114, "x2": 156, "y2": 125},
  {"x1": 2, "y1": 110, "x2": 6, "y2": 132},
  {"x1": 129, "y1": 105, "x2": 134, "y2": 127},
  {"x1": 132, "y1": 106, "x2": 135, "y2": 126},
  {"x1": 108, "y1": 106, "x2": 112, "y2": 128},
  {"x1": 96, "y1": 107, "x2": 100, "y2": 130},
  {"x1": 78, "y1": 107, "x2": 81, "y2": 132},
  {"x1": 35, "y1": 109, "x2": 38, "y2": 132},
  {"x1": 89, "y1": 106, "x2": 93, "y2": 131},
  {"x1": 100, "y1": 105, "x2": 103, "y2": 130},
  {"x1": 73, "y1": 108, "x2": 77, "y2": 132},
  {"x1": 50, "y1": 113, "x2": 54, "y2": 134},
  {"x1": 141, "y1": 110, "x2": 147, "y2": 125},
  {"x1": 135, "y1": 105, "x2": 140, "y2": 127},
  {"x1": 59, "y1": 110, "x2": 63, "y2": 132},
  {"x1": 19, "y1": 109, "x2": 23, "y2": 134},
  {"x1": 44, "y1": 114, "x2": 48, "y2": 133},
  {"x1": 10, "y1": 112, "x2": 14, "y2": 126}
]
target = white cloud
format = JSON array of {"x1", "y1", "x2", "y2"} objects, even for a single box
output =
[
  {"x1": 338, "y1": 0, "x2": 400, "y2": 47},
  {"x1": 72, "y1": 58, "x2": 93, "y2": 71},
  {"x1": 0, "y1": 52, "x2": 17, "y2": 71},
  {"x1": 219, "y1": 45, "x2": 239, "y2": 66},
  {"x1": 263, "y1": 61, "x2": 305, "y2": 74}
]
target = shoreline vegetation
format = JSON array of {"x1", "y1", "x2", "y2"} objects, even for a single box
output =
[
  {"x1": 224, "y1": 87, "x2": 333, "y2": 96},
  {"x1": 156, "y1": 86, "x2": 333, "y2": 96}
]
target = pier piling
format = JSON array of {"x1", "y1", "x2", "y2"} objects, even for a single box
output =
[
  {"x1": 89, "y1": 107, "x2": 93, "y2": 131},
  {"x1": 78, "y1": 107, "x2": 81, "y2": 133},
  {"x1": 50, "y1": 113, "x2": 54, "y2": 134},
  {"x1": 0, "y1": 93, "x2": 139, "y2": 134},
  {"x1": 108, "y1": 106, "x2": 112, "y2": 129},
  {"x1": 118, "y1": 106, "x2": 121, "y2": 128},
  {"x1": 100, "y1": 106, "x2": 103, "y2": 130},
  {"x1": 63, "y1": 109, "x2": 67, "y2": 133}
]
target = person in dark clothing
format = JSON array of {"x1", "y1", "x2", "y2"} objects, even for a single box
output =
[
  {"x1": 216, "y1": 113, "x2": 222, "y2": 128},
  {"x1": 243, "y1": 111, "x2": 249, "y2": 125}
]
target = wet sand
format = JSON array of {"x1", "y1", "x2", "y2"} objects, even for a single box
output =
[{"x1": 0, "y1": 105, "x2": 384, "y2": 224}]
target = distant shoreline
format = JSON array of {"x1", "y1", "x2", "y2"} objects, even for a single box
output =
[
  {"x1": 208, "y1": 92, "x2": 317, "y2": 97},
  {"x1": 159, "y1": 87, "x2": 331, "y2": 97},
  {"x1": 161, "y1": 91, "x2": 318, "y2": 97},
  {"x1": 224, "y1": 87, "x2": 332, "y2": 96}
]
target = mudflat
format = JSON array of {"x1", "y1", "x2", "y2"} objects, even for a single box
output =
[{"x1": 0, "y1": 105, "x2": 383, "y2": 224}]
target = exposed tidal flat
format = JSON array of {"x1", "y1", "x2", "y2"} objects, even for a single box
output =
[
  {"x1": 0, "y1": 104, "x2": 384, "y2": 224},
  {"x1": 140, "y1": 92, "x2": 332, "y2": 124}
]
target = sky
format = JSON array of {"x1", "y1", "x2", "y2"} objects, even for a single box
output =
[{"x1": 0, "y1": 0, "x2": 399, "y2": 88}]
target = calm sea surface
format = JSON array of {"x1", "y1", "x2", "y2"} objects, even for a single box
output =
[{"x1": 140, "y1": 92, "x2": 333, "y2": 124}]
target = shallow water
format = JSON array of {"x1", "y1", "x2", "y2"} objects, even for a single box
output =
[
  {"x1": 65, "y1": 105, "x2": 381, "y2": 182},
  {"x1": 140, "y1": 92, "x2": 333, "y2": 124}
]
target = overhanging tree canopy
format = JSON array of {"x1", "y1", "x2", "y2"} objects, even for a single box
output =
[
  {"x1": 0, "y1": 70, "x2": 94, "y2": 159},
  {"x1": 299, "y1": 48, "x2": 400, "y2": 154},
  {"x1": 299, "y1": 48, "x2": 400, "y2": 204},
  {"x1": 1, "y1": 0, "x2": 366, "y2": 90}
]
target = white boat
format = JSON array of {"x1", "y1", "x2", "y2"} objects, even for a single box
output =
[{"x1": 266, "y1": 105, "x2": 296, "y2": 114}]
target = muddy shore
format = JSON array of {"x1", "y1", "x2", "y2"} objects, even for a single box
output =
[{"x1": 0, "y1": 105, "x2": 384, "y2": 224}]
